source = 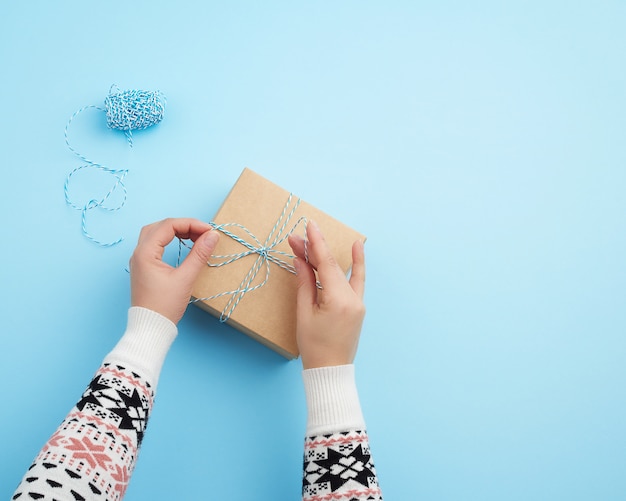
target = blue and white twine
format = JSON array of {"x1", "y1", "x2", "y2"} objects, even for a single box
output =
[
  {"x1": 187, "y1": 193, "x2": 317, "y2": 322},
  {"x1": 64, "y1": 85, "x2": 166, "y2": 246}
]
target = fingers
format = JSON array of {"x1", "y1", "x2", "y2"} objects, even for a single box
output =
[
  {"x1": 304, "y1": 220, "x2": 352, "y2": 292},
  {"x1": 178, "y1": 229, "x2": 220, "y2": 282},
  {"x1": 142, "y1": 218, "x2": 213, "y2": 248},
  {"x1": 349, "y1": 240, "x2": 366, "y2": 299},
  {"x1": 134, "y1": 218, "x2": 214, "y2": 262},
  {"x1": 288, "y1": 233, "x2": 307, "y2": 261},
  {"x1": 129, "y1": 218, "x2": 219, "y2": 325},
  {"x1": 288, "y1": 221, "x2": 366, "y2": 298},
  {"x1": 293, "y1": 257, "x2": 317, "y2": 308}
]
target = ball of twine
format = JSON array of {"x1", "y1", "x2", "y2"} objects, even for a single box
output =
[{"x1": 104, "y1": 86, "x2": 166, "y2": 142}]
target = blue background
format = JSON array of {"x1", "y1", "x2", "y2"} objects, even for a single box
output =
[{"x1": 1, "y1": 1, "x2": 625, "y2": 499}]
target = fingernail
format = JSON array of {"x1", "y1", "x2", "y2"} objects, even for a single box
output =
[
  {"x1": 204, "y1": 231, "x2": 219, "y2": 247},
  {"x1": 289, "y1": 233, "x2": 303, "y2": 245},
  {"x1": 308, "y1": 220, "x2": 324, "y2": 240}
]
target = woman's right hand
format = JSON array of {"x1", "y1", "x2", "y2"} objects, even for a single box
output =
[{"x1": 288, "y1": 221, "x2": 366, "y2": 370}]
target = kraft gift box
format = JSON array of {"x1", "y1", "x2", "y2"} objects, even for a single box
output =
[{"x1": 192, "y1": 168, "x2": 365, "y2": 359}]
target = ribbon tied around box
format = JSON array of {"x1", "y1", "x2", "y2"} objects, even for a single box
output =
[{"x1": 189, "y1": 193, "x2": 312, "y2": 322}]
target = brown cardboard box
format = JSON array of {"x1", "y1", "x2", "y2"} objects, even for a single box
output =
[{"x1": 191, "y1": 168, "x2": 365, "y2": 359}]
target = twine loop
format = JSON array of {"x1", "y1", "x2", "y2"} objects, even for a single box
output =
[{"x1": 189, "y1": 194, "x2": 311, "y2": 322}]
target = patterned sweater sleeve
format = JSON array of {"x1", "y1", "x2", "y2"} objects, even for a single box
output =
[
  {"x1": 11, "y1": 307, "x2": 177, "y2": 501},
  {"x1": 302, "y1": 365, "x2": 383, "y2": 501}
]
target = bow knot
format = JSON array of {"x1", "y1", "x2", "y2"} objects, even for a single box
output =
[{"x1": 190, "y1": 194, "x2": 308, "y2": 322}]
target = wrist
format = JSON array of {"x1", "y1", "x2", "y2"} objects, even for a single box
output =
[
  {"x1": 300, "y1": 345, "x2": 357, "y2": 370},
  {"x1": 302, "y1": 357, "x2": 352, "y2": 371}
]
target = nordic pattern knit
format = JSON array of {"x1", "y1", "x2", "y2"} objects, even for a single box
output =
[
  {"x1": 302, "y1": 365, "x2": 383, "y2": 501},
  {"x1": 12, "y1": 308, "x2": 382, "y2": 500}
]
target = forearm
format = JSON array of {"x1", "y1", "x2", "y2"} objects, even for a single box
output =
[
  {"x1": 11, "y1": 307, "x2": 177, "y2": 501},
  {"x1": 302, "y1": 365, "x2": 383, "y2": 501}
]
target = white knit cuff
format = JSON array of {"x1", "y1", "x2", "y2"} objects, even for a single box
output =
[
  {"x1": 302, "y1": 364, "x2": 366, "y2": 436},
  {"x1": 103, "y1": 307, "x2": 178, "y2": 389}
]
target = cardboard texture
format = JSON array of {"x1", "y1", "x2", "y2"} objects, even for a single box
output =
[{"x1": 192, "y1": 168, "x2": 365, "y2": 359}]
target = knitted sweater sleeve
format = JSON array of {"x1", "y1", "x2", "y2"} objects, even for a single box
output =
[
  {"x1": 11, "y1": 307, "x2": 177, "y2": 501},
  {"x1": 302, "y1": 365, "x2": 383, "y2": 500}
]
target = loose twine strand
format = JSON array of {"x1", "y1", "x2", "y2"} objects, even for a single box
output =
[
  {"x1": 66, "y1": 86, "x2": 315, "y2": 319},
  {"x1": 64, "y1": 85, "x2": 166, "y2": 246}
]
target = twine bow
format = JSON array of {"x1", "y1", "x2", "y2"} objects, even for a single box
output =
[{"x1": 190, "y1": 193, "x2": 309, "y2": 322}]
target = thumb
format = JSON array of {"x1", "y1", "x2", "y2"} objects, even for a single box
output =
[{"x1": 178, "y1": 229, "x2": 220, "y2": 282}]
